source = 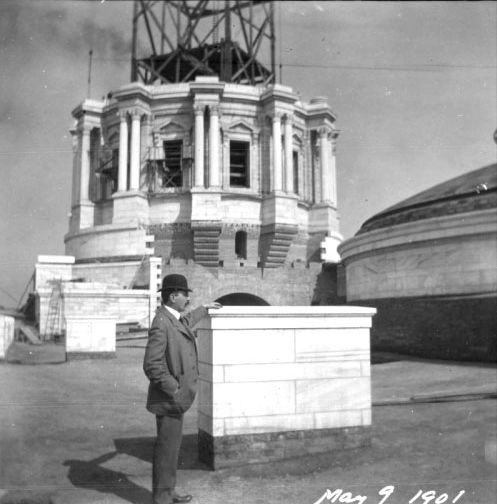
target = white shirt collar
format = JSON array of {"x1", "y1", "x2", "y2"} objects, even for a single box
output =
[{"x1": 164, "y1": 305, "x2": 181, "y2": 320}]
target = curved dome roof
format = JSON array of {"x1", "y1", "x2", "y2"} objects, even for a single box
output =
[{"x1": 358, "y1": 163, "x2": 497, "y2": 234}]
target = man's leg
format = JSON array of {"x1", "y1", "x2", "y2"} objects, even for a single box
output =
[{"x1": 152, "y1": 414, "x2": 183, "y2": 504}]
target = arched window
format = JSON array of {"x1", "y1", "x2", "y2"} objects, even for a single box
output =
[{"x1": 235, "y1": 230, "x2": 247, "y2": 259}]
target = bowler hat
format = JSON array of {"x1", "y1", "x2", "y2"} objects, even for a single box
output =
[{"x1": 158, "y1": 274, "x2": 192, "y2": 292}]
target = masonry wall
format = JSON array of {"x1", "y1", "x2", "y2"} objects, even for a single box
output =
[
  {"x1": 65, "y1": 224, "x2": 153, "y2": 261},
  {"x1": 339, "y1": 209, "x2": 497, "y2": 362},
  {"x1": 195, "y1": 306, "x2": 375, "y2": 468},
  {"x1": 72, "y1": 261, "x2": 145, "y2": 288},
  {"x1": 353, "y1": 295, "x2": 497, "y2": 362},
  {"x1": 160, "y1": 262, "x2": 324, "y2": 307}
]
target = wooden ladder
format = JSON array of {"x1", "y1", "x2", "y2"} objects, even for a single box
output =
[{"x1": 45, "y1": 280, "x2": 63, "y2": 340}]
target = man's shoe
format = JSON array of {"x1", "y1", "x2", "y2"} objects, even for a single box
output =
[{"x1": 173, "y1": 494, "x2": 192, "y2": 503}]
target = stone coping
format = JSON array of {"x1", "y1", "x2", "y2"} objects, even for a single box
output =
[
  {"x1": 64, "y1": 222, "x2": 147, "y2": 240},
  {"x1": 38, "y1": 286, "x2": 150, "y2": 298},
  {"x1": 37, "y1": 255, "x2": 75, "y2": 264},
  {"x1": 206, "y1": 306, "x2": 376, "y2": 317},
  {"x1": 64, "y1": 315, "x2": 119, "y2": 320}
]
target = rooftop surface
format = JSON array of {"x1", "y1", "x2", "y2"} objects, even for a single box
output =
[
  {"x1": 358, "y1": 163, "x2": 497, "y2": 234},
  {"x1": 0, "y1": 342, "x2": 496, "y2": 504}
]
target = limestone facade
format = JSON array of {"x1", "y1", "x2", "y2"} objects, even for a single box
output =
[{"x1": 65, "y1": 77, "x2": 342, "y2": 307}]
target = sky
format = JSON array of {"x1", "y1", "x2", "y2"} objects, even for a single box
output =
[{"x1": 0, "y1": 0, "x2": 496, "y2": 308}]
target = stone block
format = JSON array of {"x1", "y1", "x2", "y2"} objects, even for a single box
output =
[
  {"x1": 223, "y1": 361, "x2": 362, "y2": 383},
  {"x1": 0, "y1": 315, "x2": 15, "y2": 360},
  {"x1": 296, "y1": 377, "x2": 370, "y2": 413},
  {"x1": 210, "y1": 381, "x2": 295, "y2": 418},
  {"x1": 295, "y1": 327, "x2": 370, "y2": 362},
  {"x1": 485, "y1": 437, "x2": 497, "y2": 465},
  {"x1": 224, "y1": 412, "x2": 314, "y2": 435},
  {"x1": 65, "y1": 316, "x2": 117, "y2": 358},
  {"x1": 314, "y1": 410, "x2": 364, "y2": 429},
  {"x1": 205, "y1": 329, "x2": 295, "y2": 365}
]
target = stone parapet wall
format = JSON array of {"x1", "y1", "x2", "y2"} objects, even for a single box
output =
[
  {"x1": 72, "y1": 261, "x2": 144, "y2": 289},
  {"x1": 339, "y1": 209, "x2": 497, "y2": 300},
  {"x1": 35, "y1": 255, "x2": 160, "y2": 337},
  {"x1": 64, "y1": 224, "x2": 153, "y2": 262},
  {"x1": 161, "y1": 262, "x2": 323, "y2": 307},
  {"x1": 196, "y1": 306, "x2": 375, "y2": 468},
  {"x1": 35, "y1": 256, "x2": 75, "y2": 291},
  {"x1": 65, "y1": 316, "x2": 117, "y2": 359},
  {"x1": 62, "y1": 283, "x2": 150, "y2": 324}
]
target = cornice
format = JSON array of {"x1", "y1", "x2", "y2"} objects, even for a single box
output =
[
  {"x1": 261, "y1": 84, "x2": 299, "y2": 106},
  {"x1": 190, "y1": 76, "x2": 225, "y2": 97},
  {"x1": 71, "y1": 99, "x2": 105, "y2": 120}
]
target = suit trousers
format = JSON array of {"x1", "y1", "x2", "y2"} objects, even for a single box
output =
[{"x1": 152, "y1": 413, "x2": 184, "y2": 504}]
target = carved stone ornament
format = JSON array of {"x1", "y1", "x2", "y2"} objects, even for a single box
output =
[
  {"x1": 318, "y1": 126, "x2": 329, "y2": 138},
  {"x1": 222, "y1": 223, "x2": 260, "y2": 236},
  {"x1": 209, "y1": 104, "x2": 220, "y2": 116}
]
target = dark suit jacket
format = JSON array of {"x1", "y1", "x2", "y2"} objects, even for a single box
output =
[{"x1": 143, "y1": 305, "x2": 208, "y2": 416}]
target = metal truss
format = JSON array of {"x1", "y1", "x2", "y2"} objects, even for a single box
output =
[{"x1": 131, "y1": 0, "x2": 275, "y2": 85}]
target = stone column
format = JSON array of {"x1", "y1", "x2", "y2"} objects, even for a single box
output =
[
  {"x1": 70, "y1": 129, "x2": 79, "y2": 208},
  {"x1": 251, "y1": 131, "x2": 259, "y2": 193},
  {"x1": 284, "y1": 115, "x2": 293, "y2": 193},
  {"x1": 194, "y1": 105, "x2": 205, "y2": 187},
  {"x1": 319, "y1": 127, "x2": 330, "y2": 202},
  {"x1": 129, "y1": 111, "x2": 142, "y2": 191},
  {"x1": 330, "y1": 133, "x2": 338, "y2": 206},
  {"x1": 222, "y1": 136, "x2": 230, "y2": 189},
  {"x1": 208, "y1": 105, "x2": 220, "y2": 187},
  {"x1": 79, "y1": 128, "x2": 91, "y2": 202},
  {"x1": 272, "y1": 113, "x2": 282, "y2": 192},
  {"x1": 118, "y1": 112, "x2": 128, "y2": 192}
]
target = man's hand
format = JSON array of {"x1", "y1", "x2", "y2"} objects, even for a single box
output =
[{"x1": 203, "y1": 302, "x2": 223, "y2": 310}]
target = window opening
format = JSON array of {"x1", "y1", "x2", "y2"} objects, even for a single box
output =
[
  {"x1": 99, "y1": 147, "x2": 118, "y2": 199},
  {"x1": 161, "y1": 140, "x2": 183, "y2": 188},
  {"x1": 293, "y1": 150, "x2": 299, "y2": 194},
  {"x1": 235, "y1": 230, "x2": 247, "y2": 259},
  {"x1": 230, "y1": 140, "x2": 249, "y2": 187}
]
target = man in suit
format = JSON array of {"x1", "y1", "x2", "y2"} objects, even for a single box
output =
[{"x1": 143, "y1": 274, "x2": 222, "y2": 504}]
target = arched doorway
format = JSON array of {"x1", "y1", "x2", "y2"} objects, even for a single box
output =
[{"x1": 216, "y1": 293, "x2": 269, "y2": 306}]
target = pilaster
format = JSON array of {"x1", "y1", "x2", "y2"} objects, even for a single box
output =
[
  {"x1": 117, "y1": 111, "x2": 129, "y2": 192},
  {"x1": 272, "y1": 113, "x2": 283, "y2": 192},
  {"x1": 319, "y1": 127, "x2": 330, "y2": 203},
  {"x1": 129, "y1": 109, "x2": 143, "y2": 191},
  {"x1": 329, "y1": 130, "x2": 339, "y2": 206},
  {"x1": 194, "y1": 104, "x2": 205, "y2": 187},
  {"x1": 208, "y1": 105, "x2": 220, "y2": 188},
  {"x1": 284, "y1": 114, "x2": 293, "y2": 193}
]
